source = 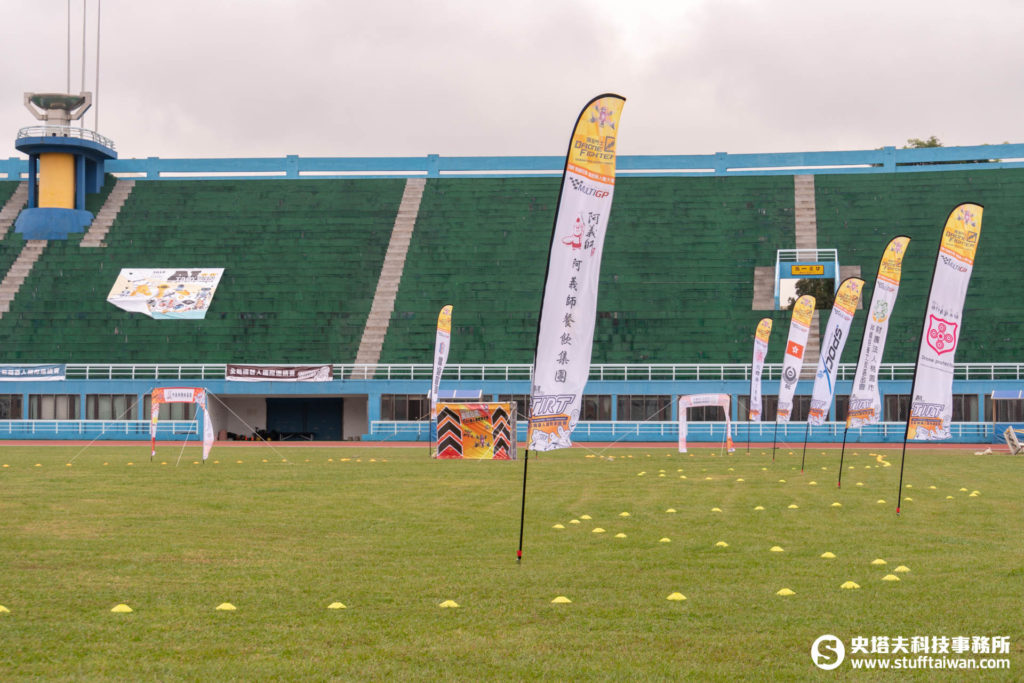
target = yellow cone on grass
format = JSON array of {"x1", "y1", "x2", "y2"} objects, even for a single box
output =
[
  {"x1": 787, "y1": 504, "x2": 799, "y2": 509},
  {"x1": 551, "y1": 596, "x2": 572, "y2": 604},
  {"x1": 959, "y1": 488, "x2": 968, "y2": 492},
  {"x1": 0, "y1": 605, "x2": 9, "y2": 612},
  {"x1": 877, "y1": 499, "x2": 886, "y2": 504},
  {"x1": 711, "y1": 507, "x2": 722, "y2": 513},
  {"x1": 882, "y1": 574, "x2": 900, "y2": 582},
  {"x1": 715, "y1": 541, "x2": 729, "y2": 548},
  {"x1": 216, "y1": 603, "x2": 236, "y2": 611},
  {"x1": 840, "y1": 581, "x2": 860, "y2": 590},
  {"x1": 870, "y1": 558, "x2": 887, "y2": 566},
  {"x1": 894, "y1": 565, "x2": 910, "y2": 573},
  {"x1": 580, "y1": 515, "x2": 592, "y2": 520},
  {"x1": 754, "y1": 505, "x2": 765, "y2": 511},
  {"x1": 808, "y1": 481, "x2": 817, "y2": 486},
  {"x1": 831, "y1": 502, "x2": 842, "y2": 508},
  {"x1": 552, "y1": 524, "x2": 565, "y2": 529},
  {"x1": 821, "y1": 552, "x2": 836, "y2": 559},
  {"x1": 619, "y1": 512, "x2": 631, "y2": 517},
  {"x1": 592, "y1": 528, "x2": 606, "y2": 534},
  {"x1": 659, "y1": 537, "x2": 672, "y2": 543},
  {"x1": 439, "y1": 600, "x2": 459, "y2": 608},
  {"x1": 327, "y1": 602, "x2": 346, "y2": 609},
  {"x1": 776, "y1": 588, "x2": 795, "y2": 596},
  {"x1": 615, "y1": 533, "x2": 627, "y2": 538},
  {"x1": 569, "y1": 519, "x2": 580, "y2": 525},
  {"x1": 770, "y1": 546, "x2": 784, "y2": 553},
  {"x1": 665, "y1": 508, "x2": 677, "y2": 513},
  {"x1": 110, "y1": 604, "x2": 133, "y2": 613},
  {"x1": 666, "y1": 592, "x2": 686, "y2": 601},
  {"x1": 778, "y1": 479, "x2": 786, "y2": 483}
]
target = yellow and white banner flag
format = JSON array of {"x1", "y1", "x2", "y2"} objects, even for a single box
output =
[
  {"x1": 808, "y1": 278, "x2": 864, "y2": 425},
  {"x1": 430, "y1": 305, "x2": 453, "y2": 419},
  {"x1": 678, "y1": 394, "x2": 733, "y2": 453},
  {"x1": 749, "y1": 318, "x2": 772, "y2": 421},
  {"x1": 907, "y1": 204, "x2": 982, "y2": 440},
  {"x1": 847, "y1": 237, "x2": 911, "y2": 428},
  {"x1": 776, "y1": 295, "x2": 816, "y2": 423},
  {"x1": 528, "y1": 94, "x2": 625, "y2": 451}
]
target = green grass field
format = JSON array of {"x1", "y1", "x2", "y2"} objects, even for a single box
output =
[{"x1": 0, "y1": 443, "x2": 1021, "y2": 680}]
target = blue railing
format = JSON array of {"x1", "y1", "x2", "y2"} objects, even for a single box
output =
[
  {"x1": 2, "y1": 144, "x2": 1023, "y2": 180},
  {"x1": 0, "y1": 420, "x2": 198, "y2": 440},
  {"x1": 368, "y1": 421, "x2": 995, "y2": 444}
]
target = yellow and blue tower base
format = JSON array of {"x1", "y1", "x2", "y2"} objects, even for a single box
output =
[{"x1": 14, "y1": 130, "x2": 116, "y2": 239}]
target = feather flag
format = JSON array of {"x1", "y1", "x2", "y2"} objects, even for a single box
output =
[
  {"x1": 808, "y1": 278, "x2": 864, "y2": 425},
  {"x1": 776, "y1": 295, "x2": 816, "y2": 423},
  {"x1": 749, "y1": 318, "x2": 772, "y2": 422}
]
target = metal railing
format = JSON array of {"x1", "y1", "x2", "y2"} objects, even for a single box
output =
[
  {"x1": 17, "y1": 125, "x2": 116, "y2": 151},
  {"x1": 51, "y1": 362, "x2": 1024, "y2": 383},
  {"x1": 0, "y1": 420, "x2": 197, "y2": 438}
]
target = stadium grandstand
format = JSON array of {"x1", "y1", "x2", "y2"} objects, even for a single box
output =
[{"x1": 2, "y1": 131, "x2": 1024, "y2": 444}]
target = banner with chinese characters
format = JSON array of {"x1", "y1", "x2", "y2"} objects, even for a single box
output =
[
  {"x1": 150, "y1": 387, "x2": 214, "y2": 460},
  {"x1": 0, "y1": 364, "x2": 65, "y2": 381},
  {"x1": 748, "y1": 319, "x2": 772, "y2": 421},
  {"x1": 808, "y1": 278, "x2": 864, "y2": 425},
  {"x1": 528, "y1": 94, "x2": 625, "y2": 451},
  {"x1": 226, "y1": 365, "x2": 332, "y2": 382},
  {"x1": 678, "y1": 394, "x2": 733, "y2": 453},
  {"x1": 847, "y1": 237, "x2": 911, "y2": 428},
  {"x1": 430, "y1": 305, "x2": 453, "y2": 419},
  {"x1": 107, "y1": 268, "x2": 224, "y2": 319},
  {"x1": 436, "y1": 402, "x2": 516, "y2": 460},
  {"x1": 907, "y1": 204, "x2": 983, "y2": 440},
  {"x1": 776, "y1": 295, "x2": 816, "y2": 423}
]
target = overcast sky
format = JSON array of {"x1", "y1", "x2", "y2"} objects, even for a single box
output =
[{"x1": 1, "y1": 0, "x2": 1021, "y2": 160}]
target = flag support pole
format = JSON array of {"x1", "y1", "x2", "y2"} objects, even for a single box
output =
[
  {"x1": 800, "y1": 422, "x2": 810, "y2": 472},
  {"x1": 772, "y1": 421, "x2": 779, "y2": 461},
  {"x1": 895, "y1": 436, "x2": 909, "y2": 515},
  {"x1": 517, "y1": 448, "x2": 530, "y2": 562},
  {"x1": 837, "y1": 426, "x2": 849, "y2": 488}
]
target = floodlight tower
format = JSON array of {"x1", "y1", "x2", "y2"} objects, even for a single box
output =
[{"x1": 14, "y1": 91, "x2": 117, "y2": 239}]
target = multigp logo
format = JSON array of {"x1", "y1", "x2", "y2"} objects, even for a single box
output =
[{"x1": 811, "y1": 634, "x2": 845, "y2": 670}]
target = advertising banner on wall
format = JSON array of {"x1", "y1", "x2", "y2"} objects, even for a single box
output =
[
  {"x1": 0, "y1": 364, "x2": 65, "y2": 381},
  {"x1": 107, "y1": 268, "x2": 224, "y2": 319},
  {"x1": 226, "y1": 365, "x2": 332, "y2": 382}
]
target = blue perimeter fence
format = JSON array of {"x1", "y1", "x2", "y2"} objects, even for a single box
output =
[{"x1": 3, "y1": 144, "x2": 1024, "y2": 179}]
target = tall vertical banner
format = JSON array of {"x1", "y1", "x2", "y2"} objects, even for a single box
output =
[
  {"x1": 776, "y1": 295, "x2": 816, "y2": 423},
  {"x1": 527, "y1": 94, "x2": 625, "y2": 451},
  {"x1": 150, "y1": 387, "x2": 214, "y2": 461},
  {"x1": 906, "y1": 204, "x2": 983, "y2": 440},
  {"x1": 808, "y1": 278, "x2": 864, "y2": 424},
  {"x1": 846, "y1": 237, "x2": 911, "y2": 428},
  {"x1": 678, "y1": 394, "x2": 734, "y2": 453},
  {"x1": 430, "y1": 305, "x2": 453, "y2": 419},
  {"x1": 748, "y1": 318, "x2": 772, "y2": 421}
]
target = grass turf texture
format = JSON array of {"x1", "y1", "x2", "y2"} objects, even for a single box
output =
[{"x1": 0, "y1": 445, "x2": 1021, "y2": 680}]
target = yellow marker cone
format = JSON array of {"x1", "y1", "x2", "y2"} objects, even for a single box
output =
[
  {"x1": 711, "y1": 507, "x2": 722, "y2": 512},
  {"x1": 0, "y1": 605, "x2": 9, "y2": 612},
  {"x1": 894, "y1": 565, "x2": 910, "y2": 573},
  {"x1": 569, "y1": 519, "x2": 581, "y2": 525},
  {"x1": 905, "y1": 497, "x2": 913, "y2": 502},
  {"x1": 665, "y1": 508, "x2": 677, "y2": 513},
  {"x1": 34, "y1": 464, "x2": 41, "y2": 467},
  {"x1": 776, "y1": 588, "x2": 796, "y2": 596},
  {"x1": 614, "y1": 533, "x2": 627, "y2": 538},
  {"x1": 666, "y1": 592, "x2": 687, "y2": 601},
  {"x1": 680, "y1": 475, "x2": 687, "y2": 479},
  {"x1": 770, "y1": 546, "x2": 784, "y2": 553},
  {"x1": 659, "y1": 474, "x2": 666, "y2": 478},
  {"x1": 876, "y1": 499, "x2": 886, "y2": 504},
  {"x1": 438, "y1": 599, "x2": 459, "y2": 608},
  {"x1": 870, "y1": 558, "x2": 887, "y2": 566},
  {"x1": 659, "y1": 537, "x2": 672, "y2": 543},
  {"x1": 715, "y1": 541, "x2": 729, "y2": 548},
  {"x1": 856, "y1": 482, "x2": 864, "y2": 487},
  {"x1": 754, "y1": 505, "x2": 765, "y2": 511},
  {"x1": 959, "y1": 488, "x2": 968, "y2": 492},
  {"x1": 552, "y1": 524, "x2": 565, "y2": 529},
  {"x1": 831, "y1": 502, "x2": 842, "y2": 508},
  {"x1": 787, "y1": 504, "x2": 799, "y2": 509},
  {"x1": 704, "y1": 476, "x2": 712, "y2": 480},
  {"x1": 808, "y1": 481, "x2": 817, "y2": 486},
  {"x1": 215, "y1": 603, "x2": 236, "y2": 611},
  {"x1": 736, "y1": 478, "x2": 745, "y2": 482},
  {"x1": 969, "y1": 492, "x2": 979, "y2": 497},
  {"x1": 929, "y1": 485, "x2": 937, "y2": 489},
  {"x1": 905, "y1": 484, "x2": 912, "y2": 488},
  {"x1": 592, "y1": 528, "x2": 606, "y2": 534},
  {"x1": 65, "y1": 463, "x2": 72, "y2": 467},
  {"x1": 778, "y1": 479, "x2": 786, "y2": 483},
  {"x1": 236, "y1": 460, "x2": 243, "y2": 464},
  {"x1": 820, "y1": 552, "x2": 836, "y2": 559},
  {"x1": 580, "y1": 515, "x2": 592, "y2": 520},
  {"x1": 327, "y1": 602, "x2": 346, "y2": 609},
  {"x1": 111, "y1": 604, "x2": 133, "y2": 613},
  {"x1": 946, "y1": 495, "x2": 954, "y2": 500},
  {"x1": 551, "y1": 596, "x2": 572, "y2": 604},
  {"x1": 840, "y1": 581, "x2": 860, "y2": 590},
  {"x1": 881, "y1": 574, "x2": 900, "y2": 582},
  {"x1": 619, "y1": 512, "x2": 631, "y2": 517},
  {"x1": 585, "y1": 454, "x2": 595, "y2": 458},
  {"x1": 637, "y1": 472, "x2": 646, "y2": 476}
]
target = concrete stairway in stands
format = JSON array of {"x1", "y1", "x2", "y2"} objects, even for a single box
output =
[
  {"x1": 350, "y1": 177, "x2": 426, "y2": 378},
  {"x1": 0, "y1": 182, "x2": 28, "y2": 240},
  {"x1": 0, "y1": 240, "x2": 47, "y2": 317},
  {"x1": 81, "y1": 178, "x2": 135, "y2": 247}
]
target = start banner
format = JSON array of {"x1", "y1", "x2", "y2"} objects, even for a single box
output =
[{"x1": 107, "y1": 268, "x2": 224, "y2": 319}]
